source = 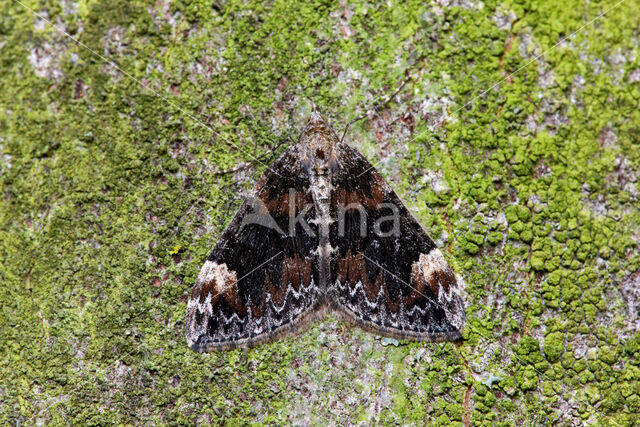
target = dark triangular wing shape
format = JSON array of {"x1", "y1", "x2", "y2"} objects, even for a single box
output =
[
  {"x1": 186, "y1": 146, "x2": 322, "y2": 351},
  {"x1": 328, "y1": 144, "x2": 464, "y2": 341}
]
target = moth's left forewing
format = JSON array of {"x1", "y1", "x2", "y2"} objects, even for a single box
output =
[
  {"x1": 328, "y1": 143, "x2": 465, "y2": 341},
  {"x1": 185, "y1": 147, "x2": 321, "y2": 351}
]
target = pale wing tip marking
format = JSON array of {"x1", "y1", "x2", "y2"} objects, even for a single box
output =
[
  {"x1": 414, "y1": 249, "x2": 466, "y2": 332},
  {"x1": 186, "y1": 260, "x2": 241, "y2": 352}
]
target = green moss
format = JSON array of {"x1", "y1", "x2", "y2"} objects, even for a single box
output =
[
  {"x1": 2, "y1": 0, "x2": 640, "y2": 424},
  {"x1": 505, "y1": 205, "x2": 531, "y2": 224},
  {"x1": 543, "y1": 332, "x2": 565, "y2": 363},
  {"x1": 601, "y1": 389, "x2": 626, "y2": 413},
  {"x1": 599, "y1": 346, "x2": 619, "y2": 366},
  {"x1": 530, "y1": 251, "x2": 547, "y2": 271},
  {"x1": 517, "y1": 365, "x2": 538, "y2": 391}
]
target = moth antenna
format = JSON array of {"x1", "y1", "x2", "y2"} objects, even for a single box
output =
[
  {"x1": 211, "y1": 135, "x2": 293, "y2": 176},
  {"x1": 340, "y1": 112, "x2": 367, "y2": 144},
  {"x1": 340, "y1": 64, "x2": 421, "y2": 144}
]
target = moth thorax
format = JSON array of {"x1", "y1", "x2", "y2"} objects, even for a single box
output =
[
  {"x1": 300, "y1": 132, "x2": 338, "y2": 174},
  {"x1": 312, "y1": 147, "x2": 331, "y2": 174}
]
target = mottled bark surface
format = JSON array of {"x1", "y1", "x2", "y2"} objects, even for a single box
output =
[{"x1": 1, "y1": 0, "x2": 639, "y2": 424}]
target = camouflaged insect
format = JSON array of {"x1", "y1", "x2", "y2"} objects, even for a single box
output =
[{"x1": 186, "y1": 109, "x2": 465, "y2": 351}]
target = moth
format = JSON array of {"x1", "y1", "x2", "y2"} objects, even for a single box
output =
[{"x1": 186, "y1": 109, "x2": 465, "y2": 351}]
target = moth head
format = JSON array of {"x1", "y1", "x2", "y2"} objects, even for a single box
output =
[{"x1": 299, "y1": 107, "x2": 339, "y2": 173}]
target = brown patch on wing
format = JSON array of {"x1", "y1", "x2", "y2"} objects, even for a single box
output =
[
  {"x1": 337, "y1": 250, "x2": 381, "y2": 301},
  {"x1": 383, "y1": 283, "x2": 400, "y2": 312},
  {"x1": 337, "y1": 250, "x2": 399, "y2": 312},
  {"x1": 265, "y1": 274, "x2": 287, "y2": 307},
  {"x1": 332, "y1": 187, "x2": 384, "y2": 210},
  {"x1": 247, "y1": 255, "x2": 312, "y2": 318},
  {"x1": 422, "y1": 263, "x2": 442, "y2": 298},
  {"x1": 406, "y1": 262, "x2": 430, "y2": 307},
  {"x1": 259, "y1": 189, "x2": 312, "y2": 216},
  {"x1": 222, "y1": 273, "x2": 246, "y2": 315},
  {"x1": 250, "y1": 297, "x2": 265, "y2": 318},
  {"x1": 215, "y1": 280, "x2": 247, "y2": 317},
  {"x1": 266, "y1": 253, "x2": 314, "y2": 306},
  {"x1": 432, "y1": 268, "x2": 455, "y2": 293},
  {"x1": 281, "y1": 254, "x2": 312, "y2": 290},
  {"x1": 332, "y1": 170, "x2": 388, "y2": 210},
  {"x1": 194, "y1": 278, "x2": 210, "y2": 303},
  {"x1": 193, "y1": 262, "x2": 247, "y2": 315},
  {"x1": 407, "y1": 251, "x2": 457, "y2": 306}
]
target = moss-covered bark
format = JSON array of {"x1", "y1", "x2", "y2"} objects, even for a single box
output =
[{"x1": 1, "y1": 0, "x2": 639, "y2": 424}]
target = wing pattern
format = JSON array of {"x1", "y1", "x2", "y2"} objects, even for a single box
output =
[
  {"x1": 328, "y1": 144, "x2": 464, "y2": 341},
  {"x1": 186, "y1": 113, "x2": 465, "y2": 351},
  {"x1": 186, "y1": 146, "x2": 321, "y2": 351}
]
